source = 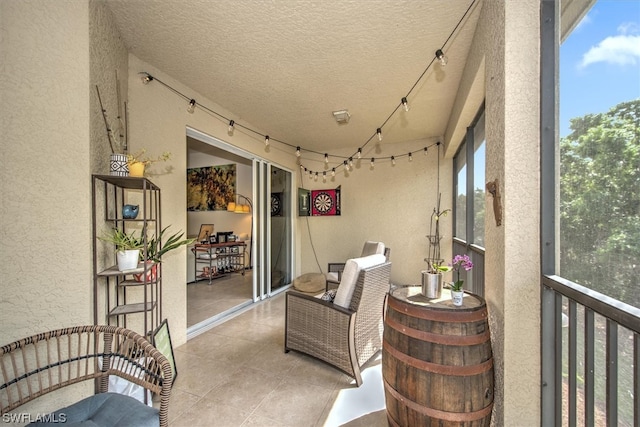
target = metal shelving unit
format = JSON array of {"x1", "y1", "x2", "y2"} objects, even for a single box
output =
[{"x1": 91, "y1": 175, "x2": 162, "y2": 336}]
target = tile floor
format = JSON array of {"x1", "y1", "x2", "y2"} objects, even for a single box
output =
[
  {"x1": 170, "y1": 292, "x2": 388, "y2": 427},
  {"x1": 187, "y1": 273, "x2": 253, "y2": 327}
]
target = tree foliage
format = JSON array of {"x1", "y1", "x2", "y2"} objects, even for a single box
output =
[{"x1": 560, "y1": 99, "x2": 640, "y2": 307}]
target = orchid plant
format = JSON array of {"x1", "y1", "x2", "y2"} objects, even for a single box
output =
[
  {"x1": 449, "y1": 254, "x2": 474, "y2": 291},
  {"x1": 434, "y1": 254, "x2": 474, "y2": 292}
]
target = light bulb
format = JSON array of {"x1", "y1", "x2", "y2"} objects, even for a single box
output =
[
  {"x1": 331, "y1": 168, "x2": 336, "y2": 177},
  {"x1": 435, "y1": 49, "x2": 448, "y2": 66},
  {"x1": 370, "y1": 158, "x2": 375, "y2": 168},
  {"x1": 391, "y1": 156, "x2": 396, "y2": 166},
  {"x1": 314, "y1": 172, "x2": 318, "y2": 181},
  {"x1": 228, "y1": 120, "x2": 235, "y2": 134},
  {"x1": 324, "y1": 153, "x2": 329, "y2": 164},
  {"x1": 265, "y1": 135, "x2": 270, "y2": 146},
  {"x1": 357, "y1": 148, "x2": 362, "y2": 159},
  {"x1": 296, "y1": 147, "x2": 301, "y2": 157},
  {"x1": 408, "y1": 152, "x2": 413, "y2": 161},
  {"x1": 377, "y1": 128, "x2": 383, "y2": 142},
  {"x1": 424, "y1": 147, "x2": 428, "y2": 155},
  {"x1": 141, "y1": 74, "x2": 153, "y2": 85},
  {"x1": 187, "y1": 99, "x2": 196, "y2": 114},
  {"x1": 401, "y1": 97, "x2": 410, "y2": 112},
  {"x1": 348, "y1": 157, "x2": 353, "y2": 168},
  {"x1": 322, "y1": 172, "x2": 326, "y2": 182}
]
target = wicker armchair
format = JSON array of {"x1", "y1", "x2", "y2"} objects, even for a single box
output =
[
  {"x1": 0, "y1": 325, "x2": 172, "y2": 427},
  {"x1": 285, "y1": 261, "x2": 392, "y2": 386}
]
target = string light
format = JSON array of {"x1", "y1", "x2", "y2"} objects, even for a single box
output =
[
  {"x1": 435, "y1": 49, "x2": 448, "y2": 66},
  {"x1": 314, "y1": 172, "x2": 318, "y2": 181},
  {"x1": 322, "y1": 172, "x2": 327, "y2": 182},
  {"x1": 331, "y1": 168, "x2": 336, "y2": 177},
  {"x1": 187, "y1": 99, "x2": 196, "y2": 114},
  {"x1": 265, "y1": 135, "x2": 270, "y2": 147},
  {"x1": 401, "y1": 97, "x2": 410, "y2": 112},
  {"x1": 137, "y1": 1, "x2": 478, "y2": 178},
  {"x1": 370, "y1": 157, "x2": 375, "y2": 168}
]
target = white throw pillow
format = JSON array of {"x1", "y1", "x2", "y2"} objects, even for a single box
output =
[
  {"x1": 333, "y1": 254, "x2": 386, "y2": 308},
  {"x1": 361, "y1": 241, "x2": 385, "y2": 257}
]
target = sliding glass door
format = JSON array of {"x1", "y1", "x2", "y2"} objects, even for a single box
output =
[{"x1": 252, "y1": 160, "x2": 293, "y2": 300}]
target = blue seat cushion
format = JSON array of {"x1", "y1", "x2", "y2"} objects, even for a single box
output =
[{"x1": 28, "y1": 392, "x2": 159, "y2": 427}]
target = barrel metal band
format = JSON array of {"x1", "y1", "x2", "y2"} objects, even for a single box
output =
[
  {"x1": 383, "y1": 341, "x2": 493, "y2": 376},
  {"x1": 388, "y1": 295, "x2": 488, "y2": 322},
  {"x1": 385, "y1": 315, "x2": 490, "y2": 346},
  {"x1": 383, "y1": 378, "x2": 493, "y2": 422}
]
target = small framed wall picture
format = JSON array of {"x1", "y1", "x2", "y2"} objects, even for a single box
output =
[
  {"x1": 197, "y1": 224, "x2": 215, "y2": 243},
  {"x1": 151, "y1": 319, "x2": 177, "y2": 386}
]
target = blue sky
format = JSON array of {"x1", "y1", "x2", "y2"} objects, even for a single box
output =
[{"x1": 560, "y1": 0, "x2": 640, "y2": 137}]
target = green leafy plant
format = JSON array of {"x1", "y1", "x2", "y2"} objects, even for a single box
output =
[
  {"x1": 98, "y1": 228, "x2": 144, "y2": 251},
  {"x1": 127, "y1": 149, "x2": 171, "y2": 166},
  {"x1": 143, "y1": 226, "x2": 195, "y2": 263}
]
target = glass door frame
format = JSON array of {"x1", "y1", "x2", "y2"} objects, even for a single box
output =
[{"x1": 186, "y1": 127, "x2": 295, "y2": 305}]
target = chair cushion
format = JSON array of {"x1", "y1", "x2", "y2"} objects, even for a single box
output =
[
  {"x1": 333, "y1": 254, "x2": 386, "y2": 308},
  {"x1": 28, "y1": 392, "x2": 159, "y2": 427},
  {"x1": 361, "y1": 241, "x2": 385, "y2": 257}
]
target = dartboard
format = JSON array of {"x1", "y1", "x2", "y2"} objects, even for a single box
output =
[
  {"x1": 313, "y1": 192, "x2": 333, "y2": 214},
  {"x1": 271, "y1": 194, "x2": 281, "y2": 216}
]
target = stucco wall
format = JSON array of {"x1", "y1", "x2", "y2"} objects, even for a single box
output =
[
  {"x1": 298, "y1": 140, "x2": 452, "y2": 287},
  {"x1": 481, "y1": 0, "x2": 541, "y2": 425},
  {"x1": 0, "y1": 1, "x2": 91, "y2": 344},
  {"x1": 89, "y1": 0, "x2": 128, "y2": 174}
]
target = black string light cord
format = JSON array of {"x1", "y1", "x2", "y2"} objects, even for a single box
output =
[{"x1": 138, "y1": 0, "x2": 478, "y2": 177}]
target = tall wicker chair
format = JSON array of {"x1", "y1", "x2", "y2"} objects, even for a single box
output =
[
  {"x1": 0, "y1": 325, "x2": 172, "y2": 427},
  {"x1": 285, "y1": 262, "x2": 392, "y2": 386}
]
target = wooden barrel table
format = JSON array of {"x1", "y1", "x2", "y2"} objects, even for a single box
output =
[{"x1": 383, "y1": 286, "x2": 494, "y2": 427}]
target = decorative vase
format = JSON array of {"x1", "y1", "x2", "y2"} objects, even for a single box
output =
[
  {"x1": 122, "y1": 204, "x2": 139, "y2": 219},
  {"x1": 421, "y1": 271, "x2": 443, "y2": 299},
  {"x1": 109, "y1": 154, "x2": 129, "y2": 176},
  {"x1": 133, "y1": 262, "x2": 157, "y2": 283},
  {"x1": 116, "y1": 249, "x2": 140, "y2": 271},
  {"x1": 451, "y1": 290, "x2": 464, "y2": 306},
  {"x1": 128, "y1": 162, "x2": 145, "y2": 177}
]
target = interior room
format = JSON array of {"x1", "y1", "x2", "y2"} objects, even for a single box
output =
[{"x1": 2, "y1": 0, "x2": 638, "y2": 426}]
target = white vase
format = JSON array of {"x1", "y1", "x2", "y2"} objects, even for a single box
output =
[
  {"x1": 116, "y1": 249, "x2": 140, "y2": 271},
  {"x1": 421, "y1": 271, "x2": 443, "y2": 299},
  {"x1": 451, "y1": 290, "x2": 464, "y2": 306},
  {"x1": 109, "y1": 154, "x2": 129, "y2": 176}
]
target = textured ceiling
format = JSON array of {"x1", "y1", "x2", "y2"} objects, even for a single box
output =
[{"x1": 104, "y1": 0, "x2": 482, "y2": 154}]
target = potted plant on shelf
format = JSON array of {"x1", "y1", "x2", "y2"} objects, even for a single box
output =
[
  {"x1": 127, "y1": 149, "x2": 171, "y2": 177},
  {"x1": 99, "y1": 228, "x2": 144, "y2": 271},
  {"x1": 133, "y1": 226, "x2": 195, "y2": 282}
]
